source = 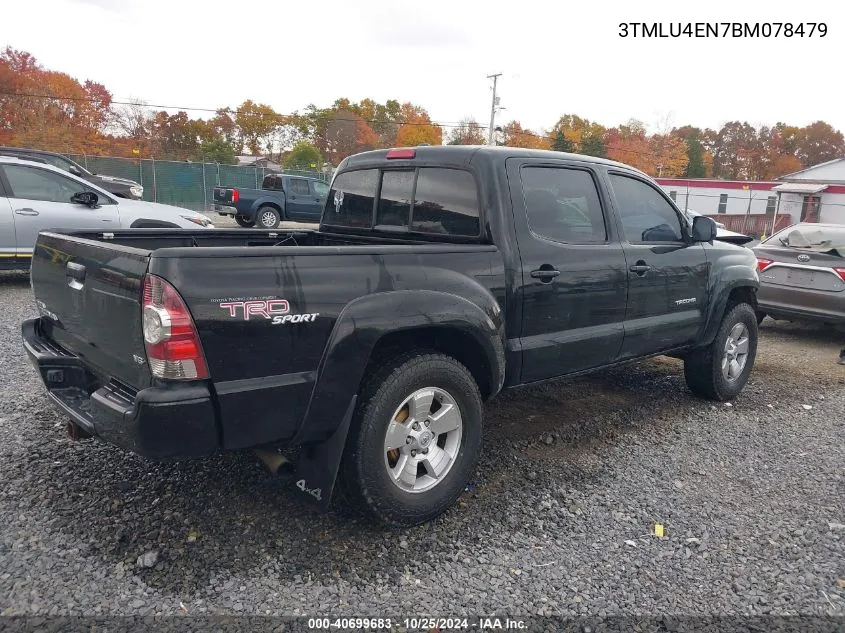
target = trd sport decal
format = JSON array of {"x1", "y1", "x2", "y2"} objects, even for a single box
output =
[{"x1": 216, "y1": 299, "x2": 319, "y2": 325}]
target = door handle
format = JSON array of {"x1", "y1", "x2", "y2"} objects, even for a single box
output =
[
  {"x1": 530, "y1": 267, "x2": 561, "y2": 282},
  {"x1": 66, "y1": 261, "x2": 86, "y2": 290},
  {"x1": 629, "y1": 261, "x2": 652, "y2": 275},
  {"x1": 15, "y1": 208, "x2": 39, "y2": 216}
]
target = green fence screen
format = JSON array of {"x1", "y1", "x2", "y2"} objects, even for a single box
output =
[{"x1": 66, "y1": 155, "x2": 331, "y2": 212}]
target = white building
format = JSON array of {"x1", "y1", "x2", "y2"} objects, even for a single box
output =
[
  {"x1": 656, "y1": 158, "x2": 845, "y2": 236},
  {"x1": 772, "y1": 158, "x2": 845, "y2": 226}
]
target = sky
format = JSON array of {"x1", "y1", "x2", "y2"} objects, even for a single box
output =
[{"x1": 2, "y1": 0, "x2": 844, "y2": 135}]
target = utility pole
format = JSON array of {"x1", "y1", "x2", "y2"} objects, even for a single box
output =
[{"x1": 487, "y1": 73, "x2": 502, "y2": 146}]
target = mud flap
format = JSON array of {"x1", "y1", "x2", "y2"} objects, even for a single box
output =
[{"x1": 292, "y1": 395, "x2": 357, "y2": 512}]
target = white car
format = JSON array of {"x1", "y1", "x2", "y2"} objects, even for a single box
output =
[
  {"x1": 682, "y1": 208, "x2": 753, "y2": 246},
  {"x1": 0, "y1": 156, "x2": 213, "y2": 269}
]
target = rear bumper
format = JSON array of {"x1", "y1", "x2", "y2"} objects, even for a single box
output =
[
  {"x1": 757, "y1": 283, "x2": 845, "y2": 323},
  {"x1": 22, "y1": 318, "x2": 220, "y2": 458},
  {"x1": 214, "y1": 204, "x2": 236, "y2": 216}
]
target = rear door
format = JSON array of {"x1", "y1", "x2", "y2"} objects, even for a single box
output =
[
  {"x1": 285, "y1": 177, "x2": 319, "y2": 219},
  {"x1": 0, "y1": 163, "x2": 119, "y2": 255},
  {"x1": 605, "y1": 170, "x2": 709, "y2": 359},
  {"x1": 507, "y1": 158, "x2": 628, "y2": 382}
]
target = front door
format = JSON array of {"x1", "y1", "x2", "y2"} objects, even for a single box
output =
[
  {"x1": 508, "y1": 158, "x2": 628, "y2": 383},
  {"x1": 286, "y1": 177, "x2": 323, "y2": 220},
  {"x1": 605, "y1": 171, "x2": 709, "y2": 359},
  {"x1": 0, "y1": 163, "x2": 119, "y2": 254}
]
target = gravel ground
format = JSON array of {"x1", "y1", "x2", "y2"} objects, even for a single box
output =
[
  {"x1": 0, "y1": 271, "x2": 843, "y2": 621},
  {"x1": 201, "y1": 211, "x2": 317, "y2": 231}
]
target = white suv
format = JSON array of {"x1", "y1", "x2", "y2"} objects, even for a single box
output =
[{"x1": 0, "y1": 157, "x2": 213, "y2": 268}]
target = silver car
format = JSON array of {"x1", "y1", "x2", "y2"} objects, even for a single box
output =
[
  {"x1": 0, "y1": 156, "x2": 213, "y2": 270},
  {"x1": 753, "y1": 223, "x2": 845, "y2": 325}
]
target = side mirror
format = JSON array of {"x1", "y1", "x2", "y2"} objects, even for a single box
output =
[
  {"x1": 71, "y1": 191, "x2": 99, "y2": 207},
  {"x1": 68, "y1": 165, "x2": 82, "y2": 176},
  {"x1": 692, "y1": 215, "x2": 718, "y2": 243}
]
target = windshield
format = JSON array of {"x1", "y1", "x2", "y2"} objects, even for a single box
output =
[{"x1": 769, "y1": 225, "x2": 845, "y2": 253}]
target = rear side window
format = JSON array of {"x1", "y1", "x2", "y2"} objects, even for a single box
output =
[
  {"x1": 520, "y1": 166, "x2": 606, "y2": 243},
  {"x1": 411, "y1": 168, "x2": 480, "y2": 236},
  {"x1": 290, "y1": 178, "x2": 311, "y2": 195},
  {"x1": 377, "y1": 170, "x2": 414, "y2": 227},
  {"x1": 326, "y1": 169, "x2": 378, "y2": 228}
]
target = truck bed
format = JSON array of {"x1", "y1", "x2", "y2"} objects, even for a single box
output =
[{"x1": 27, "y1": 227, "x2": 502, "y2": 455}]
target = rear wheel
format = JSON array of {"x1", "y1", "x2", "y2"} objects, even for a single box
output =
[
  {"x1": 235, "y1": 216, "x2": 255, "y2": 228},
  {"x1": 684, "y1": 302, "x2": 758, "y2": 401},
  {"x1": 256, "y1": 206, "x2": 281, "y2": 228},
  {"x1": 339, "y1": 352, "x2": 483, "y2": 526}
]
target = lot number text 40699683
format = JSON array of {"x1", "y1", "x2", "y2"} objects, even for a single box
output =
[{"x1": 619, "y1": 22, "x2": 827, "y2": 38}]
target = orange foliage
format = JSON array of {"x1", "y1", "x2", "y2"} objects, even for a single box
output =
[{"x1": 501, "y1": 121, "x2": 550, "y2": 149}]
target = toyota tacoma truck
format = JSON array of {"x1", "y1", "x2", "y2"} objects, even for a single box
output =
[
  {"x1": 213, "y1": 173, "x2": 329, "y2": 227},
  {"x1": 22, "y1": 146, "x2": 760, "y2": 526}
]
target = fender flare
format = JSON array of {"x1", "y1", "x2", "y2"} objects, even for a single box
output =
[
  {"x1": 248, "y1": 195, "x2": 285, "y2": 219},
  {"x1": 699, "y1": 278, "x2": 759, "y2": 347},
  {"x1": 292, "y1": 289, "x2": 506, "y2": 445}
]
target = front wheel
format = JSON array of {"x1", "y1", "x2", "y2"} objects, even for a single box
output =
[
  {"x1": 235, "y1": 216, "x2": 255, "y2": 228},
  {"x1": 256, "y1": 206, "x2": 281, "y2": 229},
  {"x1": 684, "y1": 302, "x2": 758, "y2": 401},
  {"x1": 339, "y1": 352, "x2": 483, "y2": 526}
]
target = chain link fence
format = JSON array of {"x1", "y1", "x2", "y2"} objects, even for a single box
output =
[{"x1": 66, "y1": 154, "x2": 331, "y2": 211}]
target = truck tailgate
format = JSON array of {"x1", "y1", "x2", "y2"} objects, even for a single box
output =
[
  {"x1": 213, "y1": 186, "x2": 235, "y2": 205},
  {"x1": 30, "y1": 232, "x2": 153, "y2": 390}
]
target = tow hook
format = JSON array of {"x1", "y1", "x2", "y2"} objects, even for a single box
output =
[{"x1": 66, "y1": 421, "x2": 92, "y2": 441}]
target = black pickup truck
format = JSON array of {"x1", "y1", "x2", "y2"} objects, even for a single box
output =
[{"x1": 23, "y1": 146, "x2": 760, "y2": 526}]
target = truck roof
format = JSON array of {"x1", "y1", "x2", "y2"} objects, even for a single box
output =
[{"x1": 342, "y1": 145, "x2": 645, "y2": 175}]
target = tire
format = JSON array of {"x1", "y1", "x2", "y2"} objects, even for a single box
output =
[
  {"x1": 756, "y1": 311, "x2": 766, "y2": 326},
  {"x1": 256, "y1": 205, "x2": 281, "y2": 228},
  {"x1": 235, "y1": 216, "x2": 255, "y2": 228},
  {"x1": 684, "y1": 302, "x2": 758, "y2": 401},
  {"x1": 339, "y1": 352, "x2": 483, "y2": 527}
]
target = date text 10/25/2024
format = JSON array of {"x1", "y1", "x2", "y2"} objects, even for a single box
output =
[{"x1": 307, "y1": 617, "x2": 527, "y2": 630}]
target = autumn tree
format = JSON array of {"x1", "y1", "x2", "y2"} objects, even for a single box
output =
[
  {"x1": 233, "y1": 100, "x2": 282, "y2": 155},
  {"x1": 673, "y1": 126, "x2": 708, "y2": 178},
  {"x1": 447, "y1": 117, "x2": 486, "y2": 145},
  {"x1": 605, "y1": 120, "x2": 652, "y2": 172},
  {"x1": 317, "y1": 109, "x2": 379, "y2": 165},
  {"x1": 0, "y1": 47, "x2": 114, "y2": 154},
  {"x1": 796, "y1": 121, "x2": 845, "y2": 167},
  {"x1": 394, "y1": 103, "x2": 442, "y2": 147},
  {"x1": 500, "y1": 120, "x2": 549, "y2": 149},
  {"x1": 549, "y1": 114, "x2": 606, "y2": 149},
  {"x1": 649, "y1": 133, "x2": 688, "y2": 177},
  {"x1": 711, "y1": 121, "x2": 761, "y2": 179}
]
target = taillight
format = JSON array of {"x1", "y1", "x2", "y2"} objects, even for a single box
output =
[
  {"x1": 756, "y1": 257, "x2": 774, "y2": 273},
  {"x1": 231, "y1": 188, "x2": 239, "y2": 203},
  {"x1": 834, "y1": 267, "x2": 845, "y2": 282},
  {"x1": 386, "y1": 148, "x2": 416, "y2": 159},
  {"x1": 141, "y1": 274, "x2": 208, "y2": 380}
]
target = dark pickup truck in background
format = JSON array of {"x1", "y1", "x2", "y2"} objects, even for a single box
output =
[
  {"x1": 23, "y1": 146, "x2": 760, "y2": 526},
  {"x1": 213, "y1": 173, "x2": 329, "y2": 227}
]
